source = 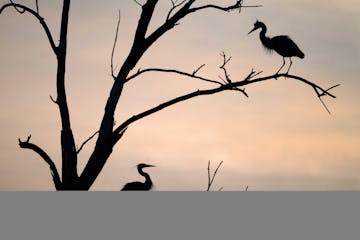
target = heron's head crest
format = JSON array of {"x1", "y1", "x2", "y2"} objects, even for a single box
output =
[
  {"x1": 248, "y1": 20, "x2": 264, "y2": 35},
  {"x1": 254, "y1": 20, "x2": 264, "y2": 28}
]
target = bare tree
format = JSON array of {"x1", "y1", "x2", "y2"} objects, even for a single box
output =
[{"x1": 0, "y1": 0, "x2": 339, "y2": 190}]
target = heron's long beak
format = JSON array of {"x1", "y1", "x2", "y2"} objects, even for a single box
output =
[
  {"x1": 147, "y1": 164, "x2": 155, "y2": 168},
  {"x1": 248, "y1": 27, "x2": 257, "y2": 35}
]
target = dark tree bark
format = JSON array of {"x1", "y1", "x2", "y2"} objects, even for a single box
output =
[{"x1": 0, "y1": 0, "x2": 338, "y2": 190}]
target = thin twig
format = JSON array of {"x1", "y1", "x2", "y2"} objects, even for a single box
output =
[
  {"x1": 111, "y1": 10, "x2": 121, "y2": 80},
  {"x1": 207, "y1": 161, "x2": 211, "y2": 191},
  {"x1": 232, "y1": 87, "x2": 249, "y2": 97},
  {"x1": 167, "y1": 0, "x2": 187, "y2": 20},
  {"x1": 192, "y1": 64, "x2": 205, "y2": 76},
  {"x1": 77, "y1": 130, "x2": 99, "y2": 154},
  {"x1": 35, "y1": 0, "x2": 39, "y2": 14},
  {"x1": 313, "y1": 86, "x2": 331, "y2": 115},
  {"x1": 133, "y1": 0, "x2": 143, "y2": 7},
  {"x1": 244, "y1": 69, "x2": 263, "y2": 81},
  {"x1": 189, "y1": 1, "x2": 261, "y2": 13},
  {"x1": 50, "y1": 95, "x2": 57, "y2": 104},
  {"x1": 207, "y1": 160, "x2": 224, "y2": 191},
  {"x1": 78, "y1": 121, "x2": 120, "y2": 151},
  {"x1": 126, "y1": 67, "x2": 222, "y2": 85},
  {"x1": 219, "y1": 52, "x2": 232, "y2": 83},
  {"x1": 319, "y1": 97, "x2": 331, "y2": 115},
  {"x1": 320, "y1": 84, "x2": 341, "y2": 97},
  {"x1": 9, "y1": 0, "x2": 25, "y2": 13},
  {"x1": 218, "y1": 52, "x2": 250, "y2": 97}
]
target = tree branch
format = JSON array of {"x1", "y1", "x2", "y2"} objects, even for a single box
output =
[
  {"x1": 18, "y1": 135, "x2": 62, "y2": 190},
  {"x1": 50, "y1": 95, "x2": 58, "y2": 104},
  {"x1": 77, "y1": 118, "x2": 122, "y2": 154},
  {"x1": 8, "y1": 0, "x2": 24, "y2": 13},
  {"x1": 1, "y1": 2, "x2": 58, "y2": 55},
  {"x1": 189, "y1": 0, "x2": 261, "y2": 13},
  {"x1": 113, "y1": 67, "x2": 339, "y2": 138},
  {"x1": 219, "y1": 52, "x2": 232, "y2": 83},
  {"x1": 125, "y1": 54, "x2": 249, "y2": 97},
  {"x1": 133, "y1": 0, "x2": 144, "y2": 7},
  {"x1": 111, "y1": 10, "x2": 121, "y2": 80},
  {"x1": 218, "y1": 52, "x2": 249, "y2": 97},
  {"x1": 133, "y1": 0, "x2": 158, "y2": 44},
  {"x1": 126, "y1": 66, "x2": 222, "y2": 85},
  {"x1": 146, "y1": 0, "x2": 256, "y2": 51},
  {"x1": 167, "y1": 0, "x2": 187, "y2": 21},
  {"x1": 57, "y1": 0, "x2": 78, "y2": 185},
  {"x1": 193, "y1": 63, "x2": 205, "y2": 75}
]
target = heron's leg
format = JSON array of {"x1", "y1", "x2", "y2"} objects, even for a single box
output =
[
  {"x1": 276, "y1": 57, "x2": 286, "y2": 75},
  {"x1": 286, "y1": 58, "x2": 293, "y2": 74}
]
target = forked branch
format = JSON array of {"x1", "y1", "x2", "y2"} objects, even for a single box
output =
[
  {"x1": 218, "y1": 52, "x2": 249, "y2": 97},
  {"x1": 167, "y1": 0, "x2": 187, "y2": 20},
  {"x1": 146, "y1": 1, "x2": 260, "y2": 52},
  {"x1": 219, "y1": 52, "x2": 232, "y2": 83},
  {"x1": 1, "y1": 2, "x2": 58, "y2": 54},
  {"x1": 18, "y1": 135, "x2": 62, "y2": 190},
  {"x1": 313, "y1": 84, "x2": 340, "y2": 114}
]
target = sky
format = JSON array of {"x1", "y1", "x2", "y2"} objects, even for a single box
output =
[{"x1": 0, "y1": 0, "x2": 359, "y2": 190}]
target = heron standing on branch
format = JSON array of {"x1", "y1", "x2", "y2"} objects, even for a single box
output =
[
  {"x1": 121, "y1": 163, "x2": 155, "y2": 191},
  {"x1": 248, "y1": 20, "x2": 305, "y2": 74}
]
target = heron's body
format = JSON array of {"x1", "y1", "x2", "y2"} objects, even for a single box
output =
[
  {"x1": 121, "y1": 163, "x2": 155, "y2": 191},
  {"x1": 249, "y1": 21, "x2": 304, "y2": 74}
]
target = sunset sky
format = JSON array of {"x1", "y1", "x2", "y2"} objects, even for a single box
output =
[{"x1": 0, "y1": 0, "x2": 359, "y2": 190}]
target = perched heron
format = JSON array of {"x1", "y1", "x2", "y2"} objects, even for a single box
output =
[
  {"x1": 248, "y1": 20, "x2": 305, "y2": 74},
  {"x1": 121, "y1": 163, "x2": 155, "y2": 191}
]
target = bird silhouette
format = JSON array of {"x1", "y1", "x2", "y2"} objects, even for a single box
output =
[
  {"x1": 248, "y1": 20, "x2": 305, "y2": 74},
  {"x1": 121, "y1": 163, "x2": 155, "y2": 191}
]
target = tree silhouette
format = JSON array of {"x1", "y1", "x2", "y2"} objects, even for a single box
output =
[{"x1": 0, "y1": 0, "x2": 339, "y2": 190}]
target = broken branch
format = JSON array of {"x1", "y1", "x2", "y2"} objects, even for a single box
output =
[{"x1": 18, "y1": 135, "x2": 62, "y2": 190}]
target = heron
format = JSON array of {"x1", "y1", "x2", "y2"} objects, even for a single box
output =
[
  {"x1": 248, "y1": 20, "x2": 305, "y2": 74},
  {"x1": 121, "y1": 163, "x2": 155, "y2": 191}
]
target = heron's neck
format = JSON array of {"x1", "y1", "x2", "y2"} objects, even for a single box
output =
[
  {"x1": 259, "y1": 26, "x2": 272, "y2": 49},
  {"x1": 139, "y1": 168, "x2": 152, "y2": 186}
]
